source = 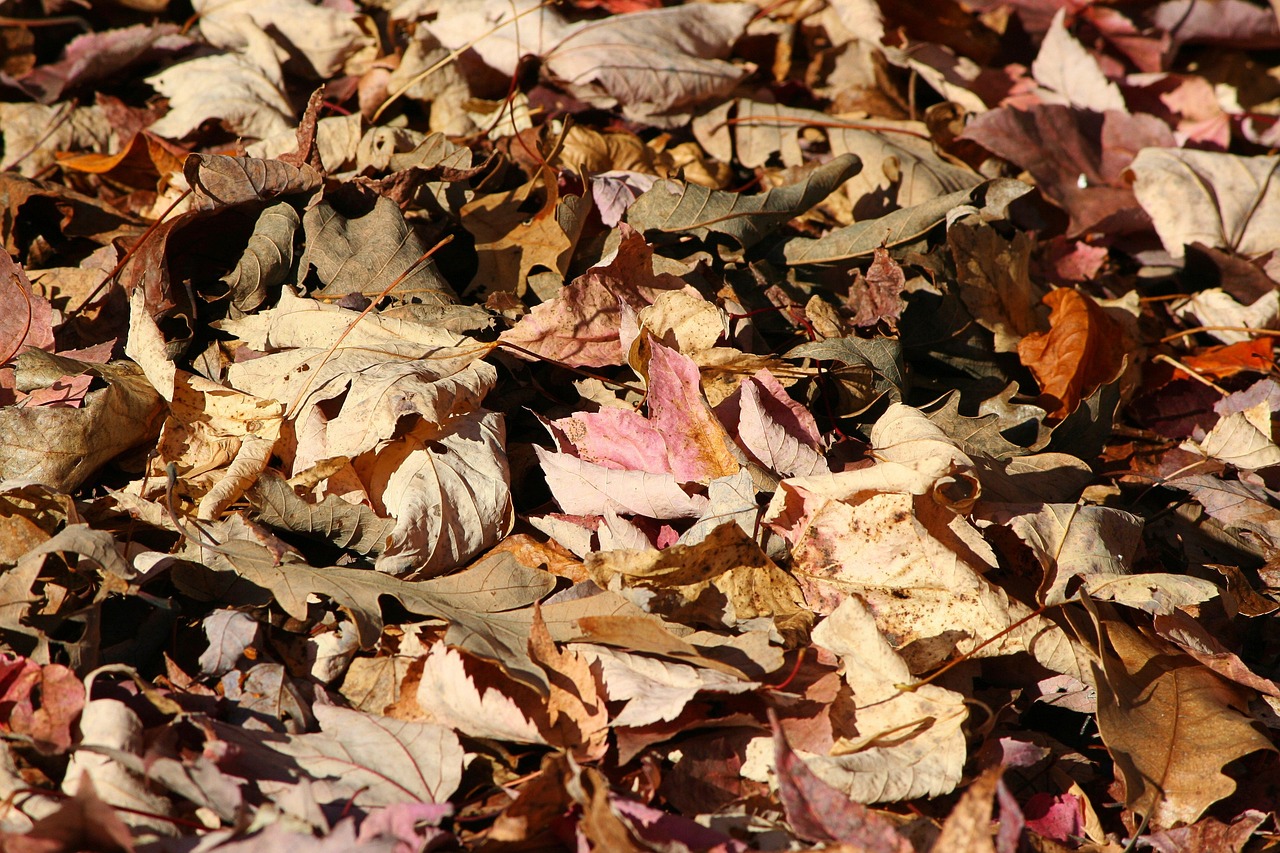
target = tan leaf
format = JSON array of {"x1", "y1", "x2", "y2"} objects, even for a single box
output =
[
  {"x1": 586, "y1": 521, "x2": 810, "y2": 638},
  {"x1": 573, "y1": 643, "x2": 758, "y2": 727},
  {"x1": 146, "y1": 19, "x2": 294, "y2": 141},
  {"x1": 193, "y1": 0, "x2": 377, "y2": 79},
  {"x1": 427, "y1": 0, "x2": 755, "y2": 126},
  {"x1": 528, "y1": 606, "x2": 609, "y2": 758},
  {"x1": 1130, "y1": 148, "x2": 1280, "y2": 259},
  {"x1": 414, "y1": 642, "x2": 547, "y2": 744},
  {"x1": 1000, "y1": 503, "x2": 1144, "y2": 605},
  {"x1": 765, "y1": 405, "x2": 1089, "y2": 682},
  {"x1": 1181, "y1": 403, "x2": 1280, "y2": 470},
  {"x1": 462, "y1": 173, "x2": 586, "y2": 298},
  {"x1": 1086, "y1": 603, "x2": 1275, "y2": 828},
  {"x1": 803, "y1": 597, "x2": 968, "y2": 803},
  {"x1": 695, "y1": 99, "x2": 980, "y2": 210},
  {"x1": 266, "y1": 704, "x2": 464, "y2": 807},
  {"x1": 636, "y1": 290, "x2": 726, "y2": 354}
]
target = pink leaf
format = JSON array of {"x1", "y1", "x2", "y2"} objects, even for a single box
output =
[
  {"x1": 537, "y1": 448, "x2": 709, "y2": 518},
  {"x1": 771, "y1": 711, "x2": 913, "y2": 851},
  {"x1": 499, "y1": 225, "x2": 691, "y2": 367},
  {"x1": 645, "y1": 341, "x2": 741, "y2": 483}
]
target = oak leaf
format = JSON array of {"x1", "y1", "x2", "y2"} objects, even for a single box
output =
[{"x1": 1086, "y1": 603, "x2": 1274, "y2": 828}]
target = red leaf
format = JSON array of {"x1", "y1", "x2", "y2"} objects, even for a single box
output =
[{"x1": 770, "y1": 711, "x2": 913, "y2": 851}]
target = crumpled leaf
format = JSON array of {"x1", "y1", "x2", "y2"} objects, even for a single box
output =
[
  {"x1": 185, "y1": 154, "x2": 321, "y2": 211},
  {"x1": 1017, "y1": 288, "x2": 1128, "y2": 419},
  {"x1": 0, "y1": 352, "x2": 164, "y2": 492},
  {"x1": 461, "y1": 171, "x2": 589, "y2": 298},
  {"x1": 219, "y1": 292, "x2": 507, "y2": 575},
  {"x1": 300, "y1": 193, "x2": 456, "y2": 304},
  {"x1": 0, "y1": 103, "x2": 114, "y2": 178},
  {"x1": 222, "y1": 201, "x2": 300, "y2": 318},
  {"x1": 765, "y1": 405, "x2": 1089, "y2": 681},
  {"x1": 586, "y1": 521, "x2": 811, "y2": 638},
  {"x1": 948, "y1": 217, "x2": 1045, "y2": 353},
  {"x1": 803, "y1": 596, "x2": 969, "y2": 803},
  {"x1": 0, "y1": 657, "x2": 85, "y2": 754}
]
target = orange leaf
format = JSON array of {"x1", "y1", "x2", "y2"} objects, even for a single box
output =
[
  {"x1": 1017, "y1": 287, "x2": 1126, "y2": 419},
  {"x1": 57, "y1": 130, "x2": 186, "y2": 193},
  {"x1": 1179, "y1": 338, "x2": 1274, "y2": 380}
]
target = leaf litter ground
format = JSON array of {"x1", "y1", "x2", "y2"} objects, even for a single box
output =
[{"x1": 3, "y1": 0, "x2": 1280, "y2": 850}]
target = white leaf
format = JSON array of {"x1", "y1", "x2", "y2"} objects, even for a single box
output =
[{"x1": 1031, "y1": 9, "x2": 1126, "y2": 112}]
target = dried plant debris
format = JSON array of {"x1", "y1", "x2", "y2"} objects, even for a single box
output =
[{"x1": 2, "y1": 0, "x2": 1280, "y2": 849}]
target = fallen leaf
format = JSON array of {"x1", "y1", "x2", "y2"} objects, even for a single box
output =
[
  {"x1": 498, "y1": 224, "x2": 692, "y2": 367},
  {"x1": 1031, "y1": 9, "x2": 1126, "y2": 112},
  {"x1": 770, "y1": 710, "x2": 914, "y2": 850},
  {"x1": 803, "y1": 596, "x2": 969, "y2": 802},
  {"x1": 146, "y1": 20, "x2": 295, "y2": 140},
  {"x1": 1084, "y1": 600, "x2": 1275, "y2": 828},
  {"x1": 428, "y1": 0, "x2": 756, "y2": 125},
  {"x1": 1017, "y1": 288, "x2": 1128, "y2": 419},
  {"x1": 628, "y1": 155, "x2": 863, "y2": 251},
  {"x1": 267, "y1": 704, "x2": 464, "y2": 807},
  {"x1": 1130, "y1": 148, "x2": 1280, "y2": 259}
]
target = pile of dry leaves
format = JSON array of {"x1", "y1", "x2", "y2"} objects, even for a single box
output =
[{"x1": 2, "y1": 0, "x2": 1280, "y2": 849}]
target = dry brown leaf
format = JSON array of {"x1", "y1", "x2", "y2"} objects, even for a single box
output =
[
  {"x1": 586, "y1": 521, "x2": 810, "y2": 638},
  {"x1": 929, "y1": 766, "x2": 1003, "y2": 852},
  {"x1": 1086, "y1": 602, "x2": 1275, "y2": 828},
  {"x1": 528, "y1": 606, "x2": 609, "y2": 758}
]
